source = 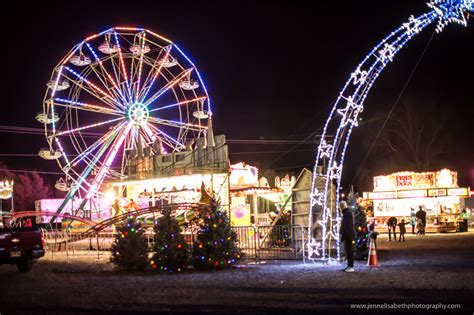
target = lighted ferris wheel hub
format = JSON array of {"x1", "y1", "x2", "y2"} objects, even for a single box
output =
[{"x1": 127, "y1": 103, "x2": 149, "y2": 125}]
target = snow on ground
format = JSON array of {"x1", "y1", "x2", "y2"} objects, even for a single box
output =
[{"x1": 1, "y1": 232, "x2": 473, "y2": 314}]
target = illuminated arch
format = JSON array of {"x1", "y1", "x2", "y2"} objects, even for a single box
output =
[{"x1": 308, "y1": 0, "x2": 473, "y2": 261}]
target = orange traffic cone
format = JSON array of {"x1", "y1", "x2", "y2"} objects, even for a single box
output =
[{"x1": 367, "y1": 239, "x2": 379, "y2": 267}]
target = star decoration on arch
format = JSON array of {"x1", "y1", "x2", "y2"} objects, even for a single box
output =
[
  {"x1": 311, "y1": 189, "x2": 325, "y2": 206},
  {"x1": 378, "y1": 43, "x2": 396, "y2": 65},
  {"x1": 350, "y1": 67, "x2": 368, "y2": 85},
  {"x1": 318, "y1": 139, "x2": 333, "y2": 159},
  {"x1": 403, "y1": 15, "x2": 423, "y2": 35},
  {"x1": 328, "y1": 161, "x2": 342, "y2": 180},
  {"x1": 428, "y1": 0, "x2": 473, "y2": 33},
  {"x1": 308, "y1": 238, "x2": 321, "y2": 257},
  {"x1": 337, "y1": 95, "x2": 364, "y2": 127}
]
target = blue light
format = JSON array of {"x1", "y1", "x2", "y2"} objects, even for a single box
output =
[
  {"x1": 172, "y1": 44, "x2": 212, "y2": 115},
  {"x1": 308, "y1": 1, "x2": 472, "y2": 262}
]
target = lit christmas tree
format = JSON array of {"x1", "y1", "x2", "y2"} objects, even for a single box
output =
[
  {"x1": 150, "y1": 206, "x2": 189, "y2": 273},
  {"x1": 192, "y1": 205, "x2": 242, "y2": 270},
  {"x1": 347, "y1": 186, "x2": 369, "y2": 260},
  {"x1": 110, "y1": 216, "x2": 148, "y2": 270}
]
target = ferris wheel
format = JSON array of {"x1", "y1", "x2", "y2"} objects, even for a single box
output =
[{"x1": 38, "y1": 27, "x2": 211, "y2": 200}]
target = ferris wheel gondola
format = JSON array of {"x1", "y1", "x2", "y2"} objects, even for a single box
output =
[
  {"x1": 36, "y1": 112, "x2": 59, "y2": 124},
  {"x1": 70, "y1": 55, "x2": 92, "y2": 66},
  {"x1": 192, "y1": 110, "x2": 208, "y2": 119},
  {"x1": 159, "y1": 55, "x2": 178, "y2": 68},
  {"x1": 38, "y1": 148, "x2": 62, "y2": 160},
  {"x1": 46, "y1": 80, "x2": 69, "y2": 91},
  {"x1": 179, "y1": 79, "x2": 199, "y2": 90}
]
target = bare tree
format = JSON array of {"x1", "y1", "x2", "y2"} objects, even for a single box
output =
[{"x1": 376, "y1": 100, "x2": 450, "y2": 172}]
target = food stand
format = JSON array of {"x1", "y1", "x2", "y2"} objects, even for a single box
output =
[{"x1": 363, "y1": 169, "x2": 470, "y2": 233}]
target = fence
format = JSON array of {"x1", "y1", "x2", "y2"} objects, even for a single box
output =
[
  {"x1": 42, "y1": 224, "x2": 307, "y2": 263},
  {"x1": 232, "y1": 225, "x2": 306, "y2": 262}
]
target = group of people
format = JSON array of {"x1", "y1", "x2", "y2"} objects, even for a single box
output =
[
  {"x1": 386, "y1": 206, "x2": 427, "y2": 242},
  {"x1": 338, "y1": 202, "x2": 430, "y2": 272}
]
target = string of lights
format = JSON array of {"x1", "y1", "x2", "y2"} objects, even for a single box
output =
[{"x1": 308, "y1": 0, "x2": 474, "y2": 262}]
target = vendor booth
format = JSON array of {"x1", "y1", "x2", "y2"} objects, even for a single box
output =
[{"x1": 363, "y1": 169, "x2": 470, "y2": 232}]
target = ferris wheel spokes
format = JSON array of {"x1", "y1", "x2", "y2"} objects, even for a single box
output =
[
  {"x1": 64, "y1": 126, "x2": 122, "y2": 171},
  {"x1": 148, "y1": 96, "x2": 207, "y2": 114},
  {"x1": 52, "y1": 98, "x2": 124, "y2": 116},
  {"x1": 146, "y1": 123, "x2": 186, "y2": 151},
  {"x1": 147, "y1": 116, "x2": 205, "y2": 132},
  {"x1": 143, "y1": 68, "x2": 193, "y2": 108},
  {"x1": 86, "y1": 122, "x2": 133, "y2": 199},
  {"x1": 113, "y1": 31, "x2": 132, "y2": 100},
  {"x1": 54, "y1": 117, "x2": 124, "y2": 137},
  {"x1": 84, "y1": 58, "x2": 129, "y2": 107},
  {"x1": 134, "y1": 32, "x2": 146, "y2": 101},
  {"x1": 63, "y1": 67, "x2": 123, "y2": 110},
  {"x1": 139, "y1": 45, "x2": 172, "y2": 102}
]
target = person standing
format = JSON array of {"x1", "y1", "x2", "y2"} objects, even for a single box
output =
[
  {"x1": 367, "y1": 218, "x2": 378, "y2": 250},
  {"x1": 410, "y1": 208, "x2": 416, "y2": 235},
  {"x1": 416, "y1": 218, "x2": 424, "y2": 236},
  {"x1": 387, "y1": 216, "x2": 397, "y2": 241},
  {"x1": 459, "y1": 207, "x2": 469, "y2": 232},
  {"x1": 340, "y1": 200, "x2": 356, "y2": 272},
  {"x1": 416, "y1": 206, "x2": 426, "y2": 235},
  {"x1": 398, "y1": 219, "x2": 407, "y2": 242}
]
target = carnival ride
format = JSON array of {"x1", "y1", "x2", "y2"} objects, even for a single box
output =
[
  {"x1": 37, "y1": 27, "x2": 212, "y2": 224},
  {"x1": 9, "y1": 203, "x2": 207, "y2": 245},
  {"x1": 308, "y1": 0, "x2": 474, "y2": 261}
]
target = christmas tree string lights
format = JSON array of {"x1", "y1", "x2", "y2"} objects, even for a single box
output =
[
  {"x1": 110, "y1": 216, "x2": 148, "y2": 270},
  {"x1": 193, "y1": 205, "x2": 242, "y2": 270},
  {"x1": 151, "y1": 206, "x2": 189, "y2": 273}
]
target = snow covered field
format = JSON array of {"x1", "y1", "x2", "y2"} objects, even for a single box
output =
[{"x1": 1, "y1": 232, "x2": 473, "y2": 314}]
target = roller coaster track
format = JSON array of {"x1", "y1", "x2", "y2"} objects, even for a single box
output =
[{"x1": 8, "y1": 202, "x2": 207, "y2": 243}]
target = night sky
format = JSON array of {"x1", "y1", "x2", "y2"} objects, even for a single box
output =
[{"x1": 1, "y1": 0, "x2": 473, "y2": 192}]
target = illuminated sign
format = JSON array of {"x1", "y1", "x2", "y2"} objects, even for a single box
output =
[
  {"x1": 0, "y1": 180, "x2": 13, "y2": 199},
  {"x1": 396, "y1": 174, "x2": 413, "y2": 189},
  {"x1": 230, "y1": 162, "x2": 259, "y2": 188},
  {"x1": 367, "y1": 191, "x2": 397, "y2": 200},
  {"x1": 428, "y1": 189, "x2": 447, "y2": 197},
  {"x1": 397, "y1": 190, "x2": 427, "y2": 198},
  {"x1": 373, "y1": 169, "x2": 457, "y2": 191},
  {"x1": 447, "y1": 188, "x2": 469, "y2": 197}
]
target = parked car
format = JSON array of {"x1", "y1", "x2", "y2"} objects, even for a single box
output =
[{"x1": 0, "y1": 226, "x2": 45, "y2": 272}]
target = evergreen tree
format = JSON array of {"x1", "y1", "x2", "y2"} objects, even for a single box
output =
[
  {"x1": 150, "y1": 207, "x2": 189, "y2": 273},
  {"x1": 269, "y1": 210, "x2": 291, "y2": 247},
  {"x1": 192, "y1": 205, "x2": 242, "y2": 270},
  {"x1": 110, "y1": 216, "x2": 148, "y2": 270},
  {"x1": 347, "y1": 187, "x2": 369, "y2": 260}
]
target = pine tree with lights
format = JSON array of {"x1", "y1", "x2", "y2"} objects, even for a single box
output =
[
  {"x1": 150, "y1": 206, "x2": 189, "y2": 273},
  {"x1": 347, "y1": 186, "x2": 369, "y2": 260},
  {"x1": 192, "y1": 205, "x2": 242, "y2": 270},
  {"x1": 110, "y1": 216, "x2": 148, "y2": 271}
]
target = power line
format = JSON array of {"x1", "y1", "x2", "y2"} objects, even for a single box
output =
[
  {"x1": 229, "y1": 149, "x2": 315, "y2": 155},
  {"x1": 0, "y1": 154, "x2": 41, "y2": 157},
  {"x1": 350, "y1": 30, "x2": 436, "y2": 186},
  {"x1": 0, "y1": 124, "x2": 326, "y2": 146},
  {"x1": 273, "y1": 163, "x2": 313, "y2": 171},
  {"x1": 0, "y1": 168, "x2": 64, "y2": 175},
  {"x1": 227, "y1": 139, "x2": 320, "y2": 144}
]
